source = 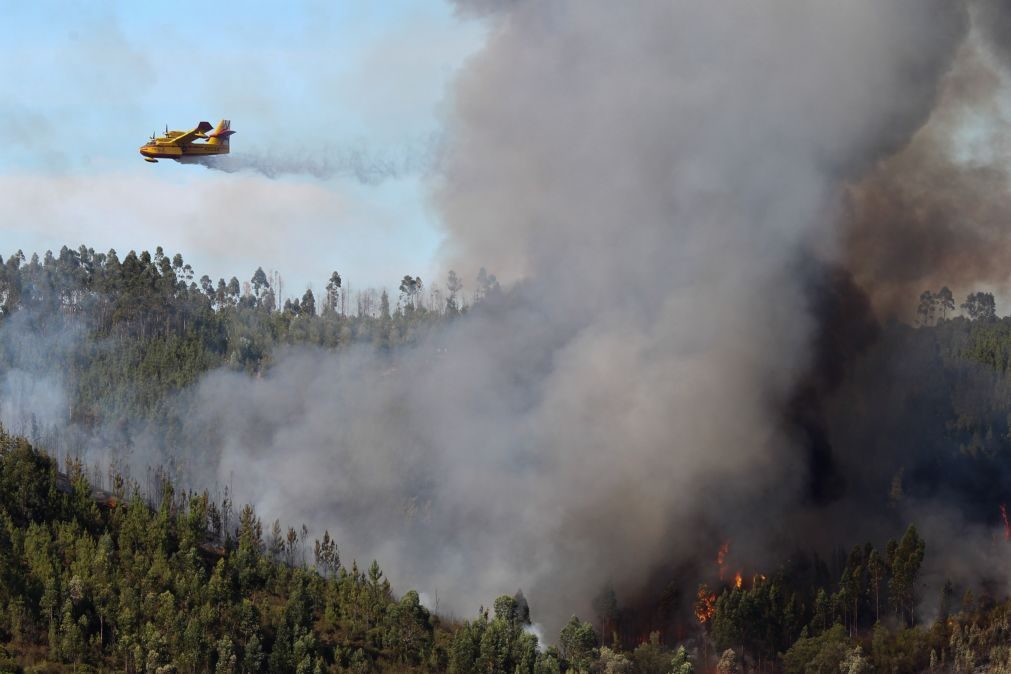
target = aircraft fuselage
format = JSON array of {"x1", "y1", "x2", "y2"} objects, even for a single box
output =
[
  {"x1": 139, "y1": 120, "x2": 233, "y2": 163},
  {"x1": 138, "y1": 143, "x2": 229, "y2": 161}
]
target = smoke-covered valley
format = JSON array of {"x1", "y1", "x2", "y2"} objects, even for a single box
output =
[{"x1": 6, "y1": 0, "x2": 1011, "y2": 641}]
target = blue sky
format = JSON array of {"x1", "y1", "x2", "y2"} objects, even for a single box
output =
[{"x1": 0, "y1": 0, "x2": 485, "y2": 297}]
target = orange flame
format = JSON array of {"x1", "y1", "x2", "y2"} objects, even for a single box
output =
[
  {"x1": 734, "y1": 572, "x2": 742, "y2": 589},
  {"x1": 716, "y1": 542, "x2": 729, "y2": 580},
  {"x1": 695, "y1": 584, "x2": 717, "y2": 624}
]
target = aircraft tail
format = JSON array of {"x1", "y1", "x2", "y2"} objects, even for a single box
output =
[{"x1": 207, "y1": 119, "x2": 235, "y2": 146}]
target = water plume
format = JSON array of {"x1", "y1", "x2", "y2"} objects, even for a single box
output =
[{"x1": 184, "y1": 136, "x2": 438, "y2": 184}]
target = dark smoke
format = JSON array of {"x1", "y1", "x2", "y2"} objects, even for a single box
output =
[
  {"x1": 775, "y1": 1, "x2": 1011, "y2": 617},
  {"x1": 842, "y1": 32, "x2": 1011, "y2": 318},
  {"x1": 973, "y1": 0, "x2": 1011, "y2": 66},
  {"x1": 787, "y1": 267, "x2": 880, "y2": 506}
]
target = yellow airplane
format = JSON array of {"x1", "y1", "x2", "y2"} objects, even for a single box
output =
[{"x1": 139, "y1": 119, "x2": 234, "y2": 163}]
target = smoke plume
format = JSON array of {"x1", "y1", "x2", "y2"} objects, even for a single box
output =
[
  {"x1": 842, "y1": 21, "x2": 1011, "y2": 317},
  {"x1": 192, "y1": 0, "x2": 978, "y2": 629}
]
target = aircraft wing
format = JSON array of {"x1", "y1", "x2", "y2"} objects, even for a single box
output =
[{"x1": 166, "y1": 121, "x2": 214, "y2": 145}]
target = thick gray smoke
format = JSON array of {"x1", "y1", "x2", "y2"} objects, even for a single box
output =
[
  {"x1": 184, "y1": 0, "x2": 972, "y2": 629},
  {"x1": 973, "y1": 0, "x2": 1011, "y2": 66},
  {"x1": 184, "y1": 137, "x2": 436, "y2": 184}
]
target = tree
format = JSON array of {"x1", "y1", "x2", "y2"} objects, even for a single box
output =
[
  {"x1": 867, "y1": 547, "x2": 885, "y2": 624},
  {"x1": 493, "y1": 594, "x2": 520, "y2": 627},
  {"x1": 632, "y1": 631, "x2": 672, "y2": 674},
  {"x1": 559, "y1": 615, "x2": 597, "y2": 671},
  {"x1": 670, "y1": 645, "x2": 695, "y2": 674},
  {"x1": 227, "y1": 277, "x2": 241, "y2": 304},
  {"x1": 244, "y1": 633, "x2": 265, "y2": 673},
  {"x1": 937, "y1": 286, "x2": 955, "y2": 320},
  {"x1": 449, "y1": 611, "x2": 486, "y2": 674},
  {"x1": 251, "y1": 267, "x2": 269, "y2": 301},
  {"x1": 215, "y1": 636, "x2": 237, "y2": 673},
  {"x1": 598, "y1": 646, "x2": 632, "y2": 673},
  {"x1": 216, "y1": 278, "x2": 229, "y2": 307},
  {"x1": 269, "y1": 519, "x2": 284, "y2": 561},
  {"x1": 325, "y1": 271, "x2": 342, "y2": 314},
  {"x1": 313, "y1": 530, "x2": 340, "y2": 579},
  {"x1": 384, "y1": 590, "x2": 433, "y2": 665},
  {"x1": 917, "y1": 291, "x2": 936, "y2": 326},
  {"x1": 962, "y1": 291, "x2": 997, "y2": 321},
  {"x1": 475, "y1": 267, "x2": 500, "y2": 303},
  {"x1": 284, "y1": 297, "x2": 302, "y2": 316},
  {"x1": 301, "y1": 288, "x2": 316, "y2": 317},
  {"x1": 840, "y1": 645, "x2": 873, "y2": 674},
  {"x1": 446, "y1": 270, "x2": 463, "y2": 313},
  {"x1": 592, "y1": 584, "x2": 619, "y2": 638},
  {"x1": 365, "y1": 560, "x2": 393, "y2": 629},
  {"x1": 812, "y1": 588, "x2": 831, "y2": 635},
  {"x1": 716, "y1": 648, "x2": 738, "y2": 674},
  {"x1": 781, "y1": 625, "x2": 848, "y2": 674},
  {"x1": 262, "y1": 288, "x2": 276, "y2": 313},
  {"x1": 399, "y1": 275, "x2": 423, "y2": 311},
  {"x1": 92, "y1": 533, "x2": 115, "y2": 646},
  {"x1": 888, "y1": 525, "x2": 925, "y2": 626},
  {"x1": 937, "y1": 579, "x2": 954, "y2": 624},
  {"x1": 840, "y1": 545, "x2": 866, "y2": 635},
  {"x1": 514, "y1": 589, "x2": 531, "y2": 625}
]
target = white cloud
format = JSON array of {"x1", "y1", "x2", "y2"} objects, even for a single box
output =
[{"x1": 0, "y1": 170, "x2": 438, "y2": 293}]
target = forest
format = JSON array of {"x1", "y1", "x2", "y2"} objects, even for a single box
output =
[{"x1": 3, "y1": 247, "x2": 1011, "y2": 672}]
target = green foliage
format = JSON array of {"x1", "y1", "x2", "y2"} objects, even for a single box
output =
[
  {"x1": 869, "y1": 622, "x2": 932, "y2": 674},
  {"x1": 716, "y1": 648, "x2": 738, "y2": 674},
  {"x1": 597, "y1": 645, "x2": 632, "y2": 673},
  {"x1": 0, "y1": 432, "x2": 455, "y2": 672},
  {"x1": 710, "y1": 576, "x2": 796, "y2": 663},
  {"x1": 962, "y1": 291, "x2": 997, "y2": 322},
  {"x1": 887, "y1": 525, "x2": 926, "y2": 626},
  {"x1": 669, "y1": 645, "x2": 695, "y2": 674},
  {"x1": 780, "y1": 624, "x2": 849, "y2": 674},
  {"x1": 630, "y1": 631, "x2": 675, "y2": 674},
  {"x1": 384, "y1": 590, "x2": 433, "y2": 664},
  {"x1": 559, "y1": 615, "x2": 597, "y2": 672},
  {"x1": 839, "y1": 645, "x2": 873, "y2": 674}
]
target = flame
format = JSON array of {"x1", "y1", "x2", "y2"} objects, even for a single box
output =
[
  {"x1": 716, "y1": 542, "x2": 729, "y2": 580},
  {"x1": 695, "y1": 584, "x2": 717, "y2": 624},
  {"x1": 1001, "y1": 504, "x2": 1010, "y2": 542},
  {"x1": 708, "y1": 542, "x2": 766, "y2": 599}
]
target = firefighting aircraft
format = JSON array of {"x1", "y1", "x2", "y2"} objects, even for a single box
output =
[{"x1": 139, "y1": 119, "x2": 234, "y2": 163}]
